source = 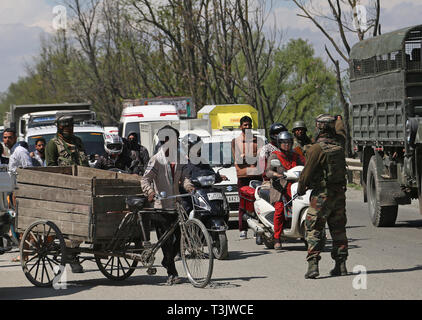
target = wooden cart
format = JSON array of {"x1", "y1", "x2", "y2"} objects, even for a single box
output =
[
  {"x1": 15, "y1": 166, "x2": 146, "y2": 287},
  {"x1": 15, "y1": 166, "x2": 214, "y2": 288}
]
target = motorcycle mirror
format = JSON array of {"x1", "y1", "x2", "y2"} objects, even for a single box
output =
[
  {"x1": 159, "y1": 191, "x2": 167, "y2": 199},
  {"x1": 271, "y1": 159, "x2": 282, "y2": 168}
]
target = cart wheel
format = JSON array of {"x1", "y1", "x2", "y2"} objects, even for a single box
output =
[
  {"x1": 20, "y1": 220, "x2": 66, "y2": 287},
  {"x1": 94, "y1": 241, "x2": 141, "y2": 281},
  {"x1": 181, "y1": 218, "x2": 214, "y2": 288}
]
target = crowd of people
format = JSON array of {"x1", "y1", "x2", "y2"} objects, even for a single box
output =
[{"x1": 1, "y1": 111, "x2": 349, "y2": 282}]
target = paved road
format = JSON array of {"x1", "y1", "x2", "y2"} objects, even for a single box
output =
[{"x1": 1, "y1": 189, "x2": 421, "y2": 300}]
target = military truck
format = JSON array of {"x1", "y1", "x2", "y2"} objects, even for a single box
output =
[{"x1": 350, "y1": 25, "x2": 422, "y2": 226}]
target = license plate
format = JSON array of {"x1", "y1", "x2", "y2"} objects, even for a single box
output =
[
  {"x1": 207, "y1": 193, "x2": 224, "y2": 201},
  {"x1": 227, "y1": 195, "x2": 239, "y2": 203}
]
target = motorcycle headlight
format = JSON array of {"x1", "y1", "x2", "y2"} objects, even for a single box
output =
[
  {"x1": 197, "y1": 175, "x2": 215, "y2": 187},
  {"x1": 195, "y1": 193, "x2": 212, "y2": 211}
]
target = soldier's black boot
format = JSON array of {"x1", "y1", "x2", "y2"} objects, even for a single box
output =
[
  {"x1": 304, "y1": 258, "x2": 320, "y2": 279},
  {"x1": 330, "y1": 259, "x2": 347, "y2": 276}
]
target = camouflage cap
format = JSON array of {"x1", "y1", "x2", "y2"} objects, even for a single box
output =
[{"x1": 315, "y1": 114, "x2": 335, "y2": 123}]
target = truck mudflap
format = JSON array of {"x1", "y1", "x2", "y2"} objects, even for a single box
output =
[{"x1": 377, "y1": 180, "x2": 411, "y2": 206}]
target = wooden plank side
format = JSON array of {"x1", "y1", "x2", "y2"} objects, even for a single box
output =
[
  {"x1": 92, "y1": 196, "x2": 129, "y2": 213},
  {"x1": 116, "y1": 172, "x2": 143, "y2": 182},
  {"x1": 17, "y1": 216, "x2": 90, "y2": 239},
  {"x1": 94, "y1": 179, "x2": 140, "y2": 187},
  {"x1": 21, "y1": 166, "x2": 74, "y2": 175},
  {"x1": 94, "y1": 215, "x2": 142, "y2": 240},
  {"x1": 94, "y1": 186, "x2": 142, "y2": 196},
  {"x1": 76, "y1": 166, "x2": 117, "y2": 179},
  {"x1": 16, "y1": 198, "x2": 91, "y2": 215},
  {"x1": 17, "y1": 169, "x2": 92, "y2": 191},
  {"x1": 15, "y1": 184, "x2": 92, "y2": 205},
  {"x1": 17, "y1": 207, "x2": 90, "y2": 224}
]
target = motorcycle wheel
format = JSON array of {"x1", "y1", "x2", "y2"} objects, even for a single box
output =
[
  {"x1": 263, "y1": 235, "x2": 275, "y2": 249},
  {"x1": 212, "y1": 232, "x2": 228, "y2": 260}
]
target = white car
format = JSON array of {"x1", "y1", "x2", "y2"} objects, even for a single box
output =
[{"x1": 25, "y1": 123, "x2": 105, "y2": 167}]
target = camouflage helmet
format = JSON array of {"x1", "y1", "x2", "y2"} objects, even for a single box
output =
[
  {"x1": 315, "y1": 114, "x2": 335, "y2": 133},
  {"x1": 56, "y1": 115, "x2": 74, "y2": 128},
  {"x1": 292, "y1": 120, "x2": 307, "y2": 132}
]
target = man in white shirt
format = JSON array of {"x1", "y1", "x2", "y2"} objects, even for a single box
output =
[{"x1": 3, "y1": 129, "x2": 33, "y2": 173}]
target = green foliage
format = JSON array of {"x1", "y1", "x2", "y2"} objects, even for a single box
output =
[{"x1": 263, "y1": 39, "x2": 338, "y2": 135}]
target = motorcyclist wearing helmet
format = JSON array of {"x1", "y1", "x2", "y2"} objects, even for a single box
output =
[
  {"x1": 95, "y1": 134, "x2": 134, "y2": 172},
  {"x1": 180, "y1": 133, "x2": 227, "y2": 186},
  {"x1": 258, "y1": 123, "x2": 287, "y2": 182},
  {"x1": 265, "y1": 131, "x2": 305, "y2": 250},
  {"x1": 292, "y1": 120, "x2": 312, "y2": 157},
  {"x1": 179, "y1": 133, "x2": 227, "y2": 214}
]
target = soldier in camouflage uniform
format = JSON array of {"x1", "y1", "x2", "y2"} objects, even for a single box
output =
[
  {"x1": 297, "y1": 114, "x2": 348, "y2": 279},
  {"x1": 45, "y1": 115, "x2": 89, "y2": 273},
  {"x1": 46, "y1": 116, "x2": 89, "y2": 167},
  {"x1": 292, "y1": 120, "x2": 312, "y2": 158}
]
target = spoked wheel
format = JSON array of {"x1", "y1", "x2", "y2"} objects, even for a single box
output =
[
  {"x1": 94, "y1": 241, "x2": 141, "y2": 281},
  {"x1": 20, "y1": 220, "x2": 66, "y2": 287},
  {"x1": 181, "y1": 218, "x2": 214, "y2": 288}
]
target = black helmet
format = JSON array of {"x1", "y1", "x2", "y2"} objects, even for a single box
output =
[
  {"x1": 269, "y1": 123, "x2": 287, "y2": 144},
  {"x1": 181, "y1": 133, "x2": 202, "y2": 153}
]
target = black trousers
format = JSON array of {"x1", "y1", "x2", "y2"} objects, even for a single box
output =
[{"x1": 154, "y1": 213, "x2": 180, "y2": 277}]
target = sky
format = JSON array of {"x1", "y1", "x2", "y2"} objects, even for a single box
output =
[{"x1": 1, "y1": 0, "x2": 422, "y2": 93}]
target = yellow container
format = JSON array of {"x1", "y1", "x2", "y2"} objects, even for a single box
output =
[{"x1": 197, "y1": 104, "x2": 259, "y2": 130}]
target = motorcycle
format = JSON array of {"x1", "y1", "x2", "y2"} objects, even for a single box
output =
[
  {"x1": 242, "y1": 161, "x2": 313, "y2": 249},
  {"x1": 188, "y1": 167, "x2": 230, "y2": 260}
]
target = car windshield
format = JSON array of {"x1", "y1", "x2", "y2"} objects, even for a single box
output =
[
  {"x1": 27, "y1": 132, "x2": 105, "y2": 156},
  {"x1": 201, "y1": 142, "x2": 233, "y2": 167}
]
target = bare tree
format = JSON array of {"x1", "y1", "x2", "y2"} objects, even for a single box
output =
[{"x1": 292, "y1": 0, "x2": 381, "y2": 156}]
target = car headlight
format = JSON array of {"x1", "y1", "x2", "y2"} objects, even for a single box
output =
[{"x1": 197, "y1": 175, "x2": 215, "y2": 187}]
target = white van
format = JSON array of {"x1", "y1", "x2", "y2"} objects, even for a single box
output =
[{"x1": 119, "y1": 104, "x2": 180, "y2": 140}]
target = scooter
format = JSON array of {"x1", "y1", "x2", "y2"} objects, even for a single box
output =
[
  {"x1": 242, "y1": 161, "x2": 313, "y2": 249},
  {"x1": 188, "y1": 167, "x2": 230, "y2": 260}
]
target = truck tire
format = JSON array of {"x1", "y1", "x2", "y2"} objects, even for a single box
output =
[{"x1": 367, "y1": 156, "x2": 398, "y2": 227}]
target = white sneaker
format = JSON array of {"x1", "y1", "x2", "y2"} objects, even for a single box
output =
[{"x1": 239, "y1": 231, "x2": 247, "y2": 240}]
